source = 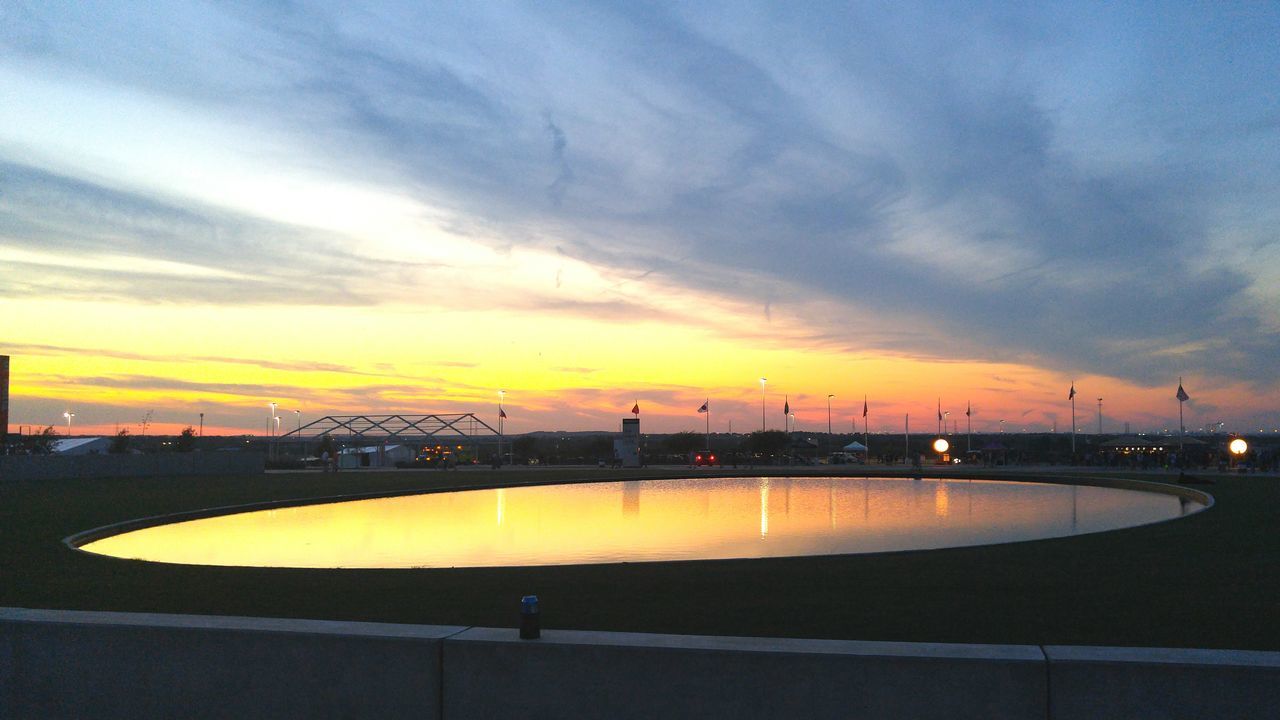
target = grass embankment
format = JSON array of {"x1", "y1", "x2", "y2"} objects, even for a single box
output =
[{"x1": 2, "y1": 467, "x2": 1276, "y2": 649}]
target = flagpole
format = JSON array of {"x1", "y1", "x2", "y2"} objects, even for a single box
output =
[
  {"x1": 1178, "y1": 378, "x2": 1186, "y2": 464},
  {"x1": 862, "y1": 395, "x2": 869, "y2": 463},
  {"x1": 904, "y1": 413, "x2": 909, "y2": 465},
  {"x1": 706, "y1": 399, "x2": 711, "y2": 452},
  {"x1": 967, "y1": 402, "x2": 972, "y2": 454},
  {"x1": 1070, "y1": 382, "x2": 1076, "y2": 459}
]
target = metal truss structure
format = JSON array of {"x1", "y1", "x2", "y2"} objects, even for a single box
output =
[{"x1": 280, "y1": 413, "x2": 499, "y2": 442}]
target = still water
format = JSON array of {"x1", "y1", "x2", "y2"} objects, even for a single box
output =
[{"x1": 79, "y1": 477, "x2": 1204, "y2": 568}]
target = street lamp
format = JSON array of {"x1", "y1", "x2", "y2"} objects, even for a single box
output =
[
  {"x1": 1229, "y1": 437, "x2": 1248, "y2": 469},
  {"x1": 498, "y1": 389, "x2": 506, "y2": 466},
  {"x1": 267, "y1": 402, "x2": 278, "y2": 460},
  {"x1": 827, "y1": 394, "x2": 835, "y2": 436},
  {"x1": 759, "y1": 378, "x2": 767, "y2": 431},
  {"x1": 933, "y1": 438, "x2": 950, "y2": 466},
  {"x1": 63, "y1": 411, "x2": 75, "y2": 437}
]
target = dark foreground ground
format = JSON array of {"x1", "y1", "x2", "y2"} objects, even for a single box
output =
[{"x1": 2, "y1": 466, "x2": 1276, "y2": 649}]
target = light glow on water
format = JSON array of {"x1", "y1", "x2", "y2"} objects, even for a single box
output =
[{"x1": 78, "y1": 477, "x2": 1204, "y2": 569}]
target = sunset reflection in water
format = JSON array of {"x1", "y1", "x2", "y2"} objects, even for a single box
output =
[{"x1": 79, "y1": 477, "x2": 1203, "y2": 569}]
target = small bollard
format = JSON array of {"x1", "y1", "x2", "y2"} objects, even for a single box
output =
[{"x1": 520, "y1": 594, "x2": 540, "y2": 639}]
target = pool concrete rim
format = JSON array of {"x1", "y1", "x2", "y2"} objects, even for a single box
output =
[{"x1": 64, "y1": 470, "x2": 1214, "y2": 569}]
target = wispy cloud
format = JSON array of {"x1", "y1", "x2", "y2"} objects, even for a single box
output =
[
  {"x1": 2, "y1": 342, "x2": 387, "y2": 377},
  {"x1": 0, "y1": 161, "x2": 390, "y2": 305},
  {"x1": 3, "y1": 1, "x2": 1279, "y2": 397}
]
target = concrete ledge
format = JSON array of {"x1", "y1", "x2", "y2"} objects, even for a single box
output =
[
  {"x1": 443, "y1": 627, "x2": 1047, "y2": 719},
  {"x1": 0, "y1": 607, "x2": 464, "y2": 720},
  {"x1": 0, "y1": 452, "x2": 265, "y2": 482},
  {"x1": 8, "y1": 608, "x2": 1280, "y2": 719},
  {"x1": 1045, "y1": 645, "x2": 1280, "y2": 719}
]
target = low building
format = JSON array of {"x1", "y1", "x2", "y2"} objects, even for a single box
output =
[
  {"x1": 50, "y1": 437, "x2": 110, "y2": 455},
  {"x1": 612, "y1": 418, "x2": 643, "y2": 467},
  {"x1": 338, "y1": 444, "x2": 415, "y2": 468}
]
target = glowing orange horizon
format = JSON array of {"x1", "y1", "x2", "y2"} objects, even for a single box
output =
[{"x1": 4, "y1": 296, "x2": 1272, "y2": 437}]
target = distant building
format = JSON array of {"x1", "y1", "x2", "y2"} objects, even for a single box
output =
[
  {"x1": 338, "y1": 444, "x2": 414, "y2": 468},
  {"x1": 51, "y1": 437, "x2": 111, "y2": 455},
  {"x1": 1, "y1": 354, "x2": 8, "y2": 447},
  {"x1": 613, "y1": 418, "x2": 642, "y2": 467}
]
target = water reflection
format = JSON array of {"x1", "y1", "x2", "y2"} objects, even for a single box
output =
[
  {"x1": 760, "y1": 478, "x2": 769, "y2": 538},
  {"x1": 622, "y1": 481, "x2": 641, "y2": 516},
  {"x1": 80, "y1": 477, "x2": 1204, "y2": 569}
]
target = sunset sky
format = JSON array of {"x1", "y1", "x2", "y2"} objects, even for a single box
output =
[{"x1": 2, "y1": 2, "x2": 1278, "y2": 436}]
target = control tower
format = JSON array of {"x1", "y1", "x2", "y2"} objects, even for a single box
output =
[
  {"x1": 1, "y1": 355, "x2": 9, "y2": 447},
  {"x1": 613, "y1": 417, "x2": 642, "y2": 467}
]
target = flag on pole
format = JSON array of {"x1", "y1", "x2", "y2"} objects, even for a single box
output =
[
  {"x1": 1068, "y1": 383, "x2": 1076, "y2": 400},
  {"x1": 631, "y1": 402, "x2": 640, "y2": 415},
  {"x1": 1176, "y1": 383, "x2": 1189, "y2": 402},
  {"x1": 783, "y1": 396, "x2": 790, "y2": 415},
  {"x1": 862, "y1": 396, "x2": 868, "y2": 418},
  {"x1": 697, "y1": 400, "x2": 709, "y2": 413},
  {"x1": 937, "y1": 399, "x2": 942, "y2": 422},
  {"x1": 966, "y1": 402, "x2": 971, "y2": 417},
  {"x1": 499, "y1": 407, "x2": 507, "y2": 419}
]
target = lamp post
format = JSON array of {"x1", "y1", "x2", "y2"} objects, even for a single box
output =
[
  {"x1": 1229, "y1": 437, "x2": 1248, "y2": 470},
  {"x1": 268, "y1": 402, "x2": 278, "y2": 460},
  {"x1": 933, "y1": 437, "x2": 950, "y2": 464},
  {"x1": 827, "y1": 394, "x2": 834, "y2": 436},
  {"x1": 759, "y1": 378, "x2": 767, "y2": 431},
  {"x1": 1097, "y1": 398, "x2": 1103, "y2": 434},
  {"x1": 199, "y1": 412, "x2": 204, "y2": 438},
  {"x1": 944, "y1": 411, "x2": 951, "y2": 436},
  {"x1": 63, "y1": 411, "x2": 74, "y2": 437}
]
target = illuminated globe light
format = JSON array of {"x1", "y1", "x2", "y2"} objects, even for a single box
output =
[
  {"x1": 1229, "y1": 438, "x2": 1248, "y2": 456},
  {"x1": 932, "y1": 438, "x2": 950, "y2": 454}
]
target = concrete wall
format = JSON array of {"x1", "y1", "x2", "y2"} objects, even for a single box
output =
[
  {"x1": 0, "y1": 608, "x2": 461, "y2": 720},
  {"x1": 3, "y1": 608, "x2": 1279, "y2": 719},
  {"x1": 1046, "y1": 645, "x2": 1280, "y2": 720},
  {"x1": 0, "y1": 451, "x2": 264, "y2": 482},
  {"x1": 444, "y1": 628, "x2": 1047, "y2": 719}
]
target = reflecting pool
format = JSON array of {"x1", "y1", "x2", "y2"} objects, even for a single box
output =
[{"x1": 79, "y1": 477, "x2": 1204, "y2": 568}]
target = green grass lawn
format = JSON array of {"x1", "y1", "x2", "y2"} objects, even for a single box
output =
[{"x1": 2, "y1": 467, "x2": 1277, "y2": 649}]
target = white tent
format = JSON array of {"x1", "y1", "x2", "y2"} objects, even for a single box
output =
[
  {"x1": 338, "y1": 444, "x2": 415, "y2": 468},
  {"x1": 52, "y1": 437, "x2": 110, "y2": 455},
  {"x1": 841, "y1": 441, "x2": 868, "y2": 452}
]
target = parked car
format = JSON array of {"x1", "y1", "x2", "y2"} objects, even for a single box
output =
[{"x1": 691, "y1": 450, "x2": 720, "y2": 467}]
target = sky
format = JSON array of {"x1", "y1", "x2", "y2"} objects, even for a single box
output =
[{"x1": 2, "y1": 1, "x2": 1278, "y2": 437}]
